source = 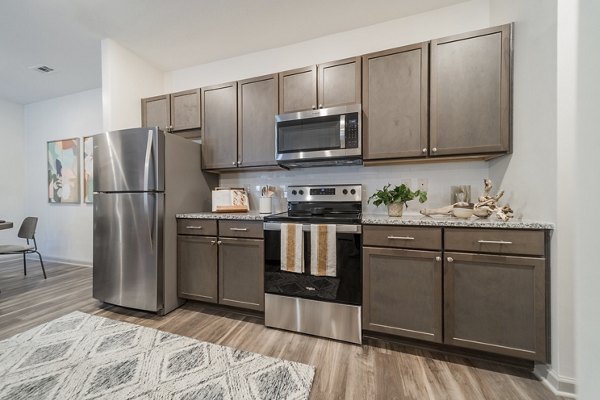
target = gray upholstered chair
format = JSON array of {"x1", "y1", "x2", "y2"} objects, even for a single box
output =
[{"x1": 0, "y1": 217, "x2": 46, "y2": 279}]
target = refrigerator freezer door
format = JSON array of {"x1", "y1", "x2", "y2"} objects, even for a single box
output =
[
  {"x1": 93, "y1": 192, "x2": 164, "y2": 312},
  {"x1": 93, "y1": 128, "x2": 164, "y2": 192}
]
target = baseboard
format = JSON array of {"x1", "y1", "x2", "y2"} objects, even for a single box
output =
[
  {"x1": 40, "y1": 255, "x2": 92, "y2": 268},
  {"x1": 534, "y1": 363, "x2": 576, "y2": 398}
]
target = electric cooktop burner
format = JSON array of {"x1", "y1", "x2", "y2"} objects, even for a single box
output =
[{"x1": 264, "y1": 184, "x2": 362, "y2": 224}]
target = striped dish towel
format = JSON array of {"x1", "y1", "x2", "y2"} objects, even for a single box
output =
[
  {"x1": 310, "y1": 224, "x2": 336, "y2": 277},
  {"x1": 281, "y1": 223, "x2": 303, "y2": 273}
]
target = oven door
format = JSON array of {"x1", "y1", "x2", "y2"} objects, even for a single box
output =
[{"x1": 264, "y1": 222, "x2": 362, "y2": 306}]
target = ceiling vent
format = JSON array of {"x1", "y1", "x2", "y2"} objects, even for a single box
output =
[{"x1": 30, "y1": 65, "x2": 55, "y2": 73}]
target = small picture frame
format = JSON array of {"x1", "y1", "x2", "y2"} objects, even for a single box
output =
[{"x1": 47, "y1": 138, "x2": 81, "y2": 203}]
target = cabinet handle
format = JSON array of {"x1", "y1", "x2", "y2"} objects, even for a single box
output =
[
  {"x1": 230, "y1": 228, "x2": 248, "y2": 232},
  {"x1": 447, "y1": 257, "x2": 454, "y2": 262},
  {"x1": 422, "y1": 148, "x2": 427, "y2": 153},
  {"x1": 435, "y1": 256, "x2": 441, "y2": 262},
  {"x1": 387, "y1": 236, "x2": 415, "y2": 240},
  {"x1": 238, "y1": 160, "x2": 242, "y2": 166},
  {"x1": 232, "y1": 161, "x2": 237, "y2": 166},
  {"x1": 217, "y1": 240, "x2": 222, "y2": 245},
  {"x1": 432, "y1": 147, "x2": 438, "y2": 153},
  {"x1": 477, "y1": 240, "x2": 513, "y2": 245},
  {"x1": 312, "y1": 105, "x2": 316, "y2": 110},
  {"x1": 318, "y1": 104, "x2": 323, "y2": 108},
  {"x1": 210, "y1": 240, "x2": 216, "y2": 245},
  {"x1": 185, "y1": 226, "x2": 203, "y2": 230}
]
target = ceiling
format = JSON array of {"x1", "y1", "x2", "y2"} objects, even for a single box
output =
[{"x1": 0, "y1": 0, "x2": 466, "y2": 104}]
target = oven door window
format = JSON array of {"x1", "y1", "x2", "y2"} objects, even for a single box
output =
[
  {"x1": 277, "y1": 115, "x2": 341, "y2": 153},
  {"x1": 264, "y1": 230, "x2": 361, "y2": 305}
]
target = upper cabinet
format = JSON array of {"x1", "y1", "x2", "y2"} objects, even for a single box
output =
[
  {"x1": 141, "y1": 94, "x2": 170, "y2": 132},
  {"x1": 201, "y1": 82, "x2": 238, "y2": 170},
  {"x1": 279, "y1": 57, "x2": 361, "y2": 113},
  {"x1": 238, "y1": 74, "x2": 279, "y2": 168},
  {"x1": 202, "y1": 75, "x2": 280, "y2": 171},
  {"x1": 141, "y1": 89, "x2": 201, "y2": 138},
  {"x1": 430, "y1": 24, "x2": 512, "y2": 157},
  {"x1": 170, "y1": 89, "x2": 202, "y2": 131},
  {"x1": 363, "y1": 43, "x2": 429, "y2": 160}
]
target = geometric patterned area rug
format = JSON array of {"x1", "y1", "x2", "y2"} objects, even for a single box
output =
[{"x1": 0, "y1": 311, "x2": 315, "y2": 400}]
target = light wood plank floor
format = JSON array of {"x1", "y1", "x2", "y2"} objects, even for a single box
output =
[{"x1": 0, "y1": 260, "x2": 564, "y2": 400}]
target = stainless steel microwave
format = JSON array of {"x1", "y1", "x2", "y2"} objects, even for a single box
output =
[{"x1": 275, "y1": 104, "x2": 361, "y2": 167}]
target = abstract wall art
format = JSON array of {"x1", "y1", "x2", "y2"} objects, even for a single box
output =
[
  {"x1": 48, "y1": 138, "x2": 80, "y2": 203},
  {"x1": 83, "y1": 136, "x2": 94, "y2": 203}
]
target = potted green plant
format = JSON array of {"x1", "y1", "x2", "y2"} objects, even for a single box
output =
[{"x1": 368, "y1": 183, "x2": 428, "y2": 217}]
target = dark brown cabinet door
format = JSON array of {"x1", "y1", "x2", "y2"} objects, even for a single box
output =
[
  {"x1": 170, "y1": 89, "x2": 201, "y2": 131},
  {"x1": 141, "y1": 94, "x2": 170, "y2": 131},
  {"x1": 218, "y1": 238, "x2": 264, "y2": 311},
  {"x1": 444, "y1": 252, "x2": 546, "y2": 361},
  {"x1": 363, "y1": 247, "x2": 442, "y2": 343},
  {"x1": 430, "y1": 24, "x2": 512, "y2": 156},
  {"x1": 201, "y1": 82, "x2": 238, "y2": 170},
  {"x1": 279, "y1": 65, "x2": 317, "y2": 113},
  {"x1": 318, "y1": 57, "x2": 361, "y2": 109},
  {"x1": 177, "y1": 235, "x2": 218, "y2": 303},
  {"x1": 238, "y1": 74, "x2": 278, "y2": 168},
  {"x1": 363, "y1": 43, "x2": 429, "y2": 160}
]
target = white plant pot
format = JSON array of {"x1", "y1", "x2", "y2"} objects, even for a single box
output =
[{"x1": 387, "y1": 203, "x2": 405, "y2": 217}]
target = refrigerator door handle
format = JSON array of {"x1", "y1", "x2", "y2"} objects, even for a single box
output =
[
  {"x1": 145, "y1": 193, "x2": 157, "y2": 250},
  {"x1": 143, "y1": 130, "x2": 154, "y2": 191}
]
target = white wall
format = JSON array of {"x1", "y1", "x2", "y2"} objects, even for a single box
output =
[
  {"x1": 166, "y1": 0, "x2": 493, "y2": 214},
  {"x1": 101, "y1": 39, "x2": 165, "y2": 132},
  {"x1": 487, "y1": 1, "x2": 575, "y2": 396},
  {"x1": 0, "y1": 98, "x2": 26, "y2": 244},
  {"x1": 166, "y1": 0, "x2": 490, "y2": 92},
  {"x1": 575, "y1": 0, "x2": 600, "y2": 397},
  {"x1": 23, "y1": 88, "x2": 103, "y2": 265}
]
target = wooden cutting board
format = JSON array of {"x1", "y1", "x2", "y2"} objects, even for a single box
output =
[{"x1": 215, "y1": 205, "x2": 248, "y2": 213}]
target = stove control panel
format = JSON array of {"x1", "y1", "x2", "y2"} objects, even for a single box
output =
[{"x1": 287, "y1": 184, "x2": 362, "y2": 202}]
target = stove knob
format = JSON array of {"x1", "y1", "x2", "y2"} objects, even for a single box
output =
[
  {"x1": 342, "y1": 189, "x2": 348, "y2": 195},
  {"x1": 299, "y1": 190, "x2": 304, "y2": 195},
  {"x1": 350, "y1": 189, "x2": 356, "y2": 195},
  {"x1": 291, "y1": 190, "x2": 297, "y2": 195}
]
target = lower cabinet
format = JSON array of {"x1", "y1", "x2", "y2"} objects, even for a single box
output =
[
  {"x1": 362, "y1": 225, "x2": 549, "y2": 362},
  {"x1": 177, "y1": 219, "x2": 264, "y2": 312},
  {"x1": 363, "y1": 247, "x2": 443, "y2": 343},
  {"x1": 177, "y1": 235, "x2": 218, "y2": 303},
  {"x1": 444, "y1": 252, "x2": 546, "y2": 361},
  {"x1": 218, "y1": 238, "x2": 264, "y2": 311}
]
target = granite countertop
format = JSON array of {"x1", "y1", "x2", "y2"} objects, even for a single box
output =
[
  {"x1": 361, "y1": 213, "x2": 555, "y2": 230},
  {"x1": 176, "y1": 211, "x2": 268, "y2": 221},
  {"x1": 177, "y1": 212, "x2": 554, "y2": 229}
]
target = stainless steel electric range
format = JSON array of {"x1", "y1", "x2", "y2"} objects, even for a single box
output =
[{"x1": 263, "y1": 184, "x2": 362, "y2": 344}]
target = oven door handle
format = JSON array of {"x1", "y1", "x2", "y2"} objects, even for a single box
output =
[{"x1": 263, "y1": 222, "x2": 361, "y2": 234}]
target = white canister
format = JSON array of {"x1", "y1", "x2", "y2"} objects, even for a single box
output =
[{"x1": 259, "y1": 197, "x2": 272, "y2": 214}]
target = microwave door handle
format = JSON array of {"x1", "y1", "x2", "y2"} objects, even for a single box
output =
[{"x1": 339, "y1": 114, "x2": 346, "y2": 149}]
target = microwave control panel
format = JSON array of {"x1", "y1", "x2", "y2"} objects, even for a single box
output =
[{"x1": 345, "y1": 113, "x2": 359, "y2": 149}]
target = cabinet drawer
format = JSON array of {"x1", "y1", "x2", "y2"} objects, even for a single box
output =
[
  {"x1": 444, "y1": 228, "x2": 545, "y2": 256},
  {"x1": 219, "y1": 220, "x2": 263, "y2": 239},
  {"x1": 363, "y1": 226, "x2": 442, "y2": 250},
  {"x1": 177, "y1": 219, "x2": 217, "y2": 236}
]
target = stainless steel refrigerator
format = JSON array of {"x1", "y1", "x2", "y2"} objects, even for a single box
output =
[{"x1": 92, "y1": 127, "x2": 216, "y2": 314}]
